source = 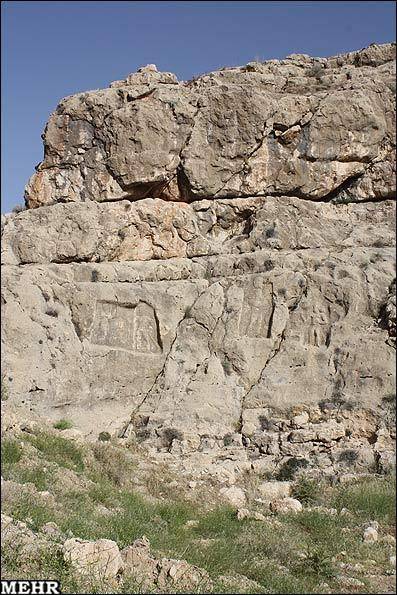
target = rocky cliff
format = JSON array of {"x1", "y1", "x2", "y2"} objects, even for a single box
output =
[{"x1": 1, "y1": 43, "x2": 396, "y2": 480}]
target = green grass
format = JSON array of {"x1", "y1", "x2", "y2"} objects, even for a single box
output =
[
  {"x1": 24, "y1": 432, "x2": 85, "y2": 472},
  {"x1": 9, "y1": 494, "x2": 57, "y2": 531},
  {"x1": 1, "y1": 438, "x2": 22, "y2": 472},
  {"x1": 14, "y1": 465, "x2": 51, "y2": 491},
  {"x1": 331, "y1": 476, "x2": 396, "y2": 524},
  {"x1": 1, "y1": 430, "x2": 396, "y2": 594},
  {"x1": 53, "y1": 419, "x2": 74, "y2": 430}
]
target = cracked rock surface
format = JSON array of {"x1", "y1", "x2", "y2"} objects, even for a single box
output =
[
  {"x1": 24, "y1": 44, "x2": 395, "y2": 207},
  {"x1": 1, "y1": 44, "x2": 396, "y2": 473}
]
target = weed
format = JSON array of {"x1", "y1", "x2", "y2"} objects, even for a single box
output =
[
  {"x1": 25, "y1": 433, "x2": 84, "y2": 472},
  {"x1": 293, "y1": 546, "x2": 336, "y2": 579},
  {"x1": 1, "y1": 438, "x2": 23, "y2": 472},
  {"x1": 292, "y1": 476, "x2": 321, "y2": 505},
  {"x1": 258, "y1": 415, "x2": 277, "y2": 431},
  {"x1": 221, "y1": 359, "x2": 233, "y2": 376},
  {"x1": 16, "y1": 466, "x2": 50, "y2": 491},
  {"x1": 184, "y1": 305, "x2": 193, "y2": 318},
  {"x1": 53, "y1": 419, "x2": 73, "y2": 430},
  {"x1": 2, "y1": 427, "x2": 396, "y2": 594},
  {"x1": 92, "y1": 443, "x2": 135, "y2": 486},
  {"x1": 223, "y1": 433, "x2": 233, "y2": 446},
  {"x1": 276, "y1": 457, "x2": 309, "y2": 481},
  {"x1": 9, "y1": 494, "x2": 56, "y2": 530},
  {"x1": 332, "y1": 476, "x2": 396, "y2": 524},
  {"x1": 263, "y1": 259, "x2": 274, "y2": 272},
  {"x1": 319, "y1": 392, "x2": 357, "y2": 415},
  {"x1": 338, "y1": 449, "x2": 359, "y2": 464},
  {"x1": 331, "y1": 193, "x2": 356, "y2": 205},
  {"x1": 373, "y1": 239, "x2": 388, "y2": 248}
]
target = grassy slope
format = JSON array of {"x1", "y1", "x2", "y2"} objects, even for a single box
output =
[{"x1": 1, "y1": 431, "x2": 396, "y2": 594}]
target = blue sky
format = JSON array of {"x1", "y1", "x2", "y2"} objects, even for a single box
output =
[{"x1": 1, "y1": 1, "x2": 396, "y2": 213}]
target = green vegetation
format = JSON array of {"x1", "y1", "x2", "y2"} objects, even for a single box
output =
[
  {"x1": 53, "y1": 419, "x2": 74, "y2": 430},
  {"x1": 1, "y1": 428, "x2": 396, "y2": 594},
  {"x1": 24, "y1": 432, "x2": 85, "y2": 472},
  {"x1": 292, "y1": 476, "x2": 321, "y2": 505},
  {"x1": 1, "y1": 437, "x2": 22, "y2": 470},
  {"x1": 331, "y1": 475, "x2": 396, "y2": 525}
]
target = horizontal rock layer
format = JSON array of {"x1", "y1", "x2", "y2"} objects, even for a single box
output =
[{"x1": 2, "y1": 196, "x2": 395, "y2": 265}]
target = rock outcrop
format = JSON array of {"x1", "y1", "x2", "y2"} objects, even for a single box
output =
[{"x1": 1, "y1": 44, "x2": 396, "y2": 477}]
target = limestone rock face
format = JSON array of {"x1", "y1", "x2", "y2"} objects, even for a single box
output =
[
  {"x1": 24, "y1": 43, "x2": 395, "y2": 208},
  {"x1": 1, "y1": 45, "x2": 396, "y2": 474}
]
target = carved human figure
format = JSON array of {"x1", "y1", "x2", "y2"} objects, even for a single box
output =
[{"x1": 134, "y1": 302, "x2": 161, "y2": 353}]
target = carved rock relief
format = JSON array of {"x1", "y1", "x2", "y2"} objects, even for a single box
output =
[
  {"x1": 238, "y1": 279, "x2": 273, "y2": 338},
  {"x1": 90, "y1": 300, "x2": 162, "y2": 354}
]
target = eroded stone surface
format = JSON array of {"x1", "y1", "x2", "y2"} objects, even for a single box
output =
[
  {"x1": 63, "y1": 538, "x2": 123, "y2": 579},
  {"x1": 24, "y1": 44, "x2": 395, "y2": 208},
  {"x1": 2, "y1": 196, "x2": 395, "y2": 265},
  {"x1": 1, "y1": 44, "x2": 396, "y2": 476}
]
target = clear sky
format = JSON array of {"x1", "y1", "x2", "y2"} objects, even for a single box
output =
[{"x1": 1, "y1": 1, "x2": 396, "y2": 213}]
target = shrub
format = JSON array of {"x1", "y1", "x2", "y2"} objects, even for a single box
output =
[
  {"x1": 308, "y1": 62, "x2": 324, "y2": 80},
  {"x1": 91, "y1": 269, "x2": 99, "y2": 282},
  {"x1": 11, "y1": 203, "x2": 26, "y2": 214},
  {"x1": 276, "y1": 457, "x2": 309, "y2": 481},
  {"x1": 265, "y1": 225, "x2": 277, "y2": 238},
  {"x1": 162, "y1": 428, "x2": 184, "y2": 449},
  {"x1": 338, "y1": 449, "x2": 359, "y2": 464},
  {"x1": 53, "y1": 419, "x2": 73, "y2": 430},
  {"x1": 292, "y1": 476, "x2": 320, "y2": 505},
  {"x1": 381, "y1": 394, "x2": 396, "y2": 427},
  {"x1": 98, "y1": 431, "x2": 111, "y2": 442}
]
